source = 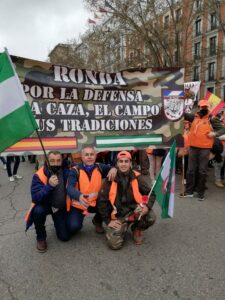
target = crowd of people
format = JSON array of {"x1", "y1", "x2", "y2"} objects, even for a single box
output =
[{"x1": 1, "y1": 99, "x2": 225, "y2": 253}]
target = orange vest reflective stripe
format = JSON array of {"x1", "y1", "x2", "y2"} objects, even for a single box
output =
[
  {"x1": 35, "y1": 166, "x2": 48, "y2": 185},
  {"x1": 109, "y1": 170, "x2": 143, "y2": 220},
  {"x1": 188, "y1": 114, "x2": 214, "y2": 148},
  {"x1": 70, "y1": 167, "x2": 102, "y2": 211},
  {"x1": 25, "y1": 167, "x2": 48, "y2": 222}
]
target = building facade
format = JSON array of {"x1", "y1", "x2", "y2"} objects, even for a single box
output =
[{"x1": 49, "y1": 0, "x2": 225, "y2": 99}]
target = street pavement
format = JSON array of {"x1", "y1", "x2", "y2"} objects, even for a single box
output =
[{"x1": 0, "y1": 161, "x2": 225, "y2": 300}]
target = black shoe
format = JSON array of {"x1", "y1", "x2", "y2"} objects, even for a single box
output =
[{"x1": 197, "y1": 195, "x2": 205, "y2": 201}]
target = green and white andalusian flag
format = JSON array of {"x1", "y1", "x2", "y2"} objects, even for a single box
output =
[
  {"x1": 0, "y1": 51, "x2": 38, "y2": 152},
  {"x1": 96, "y1": 135, "x2": 163, "y2": 147},
  {"x1": 153, "y1": 140, "x2": 176, "y2": 218}
]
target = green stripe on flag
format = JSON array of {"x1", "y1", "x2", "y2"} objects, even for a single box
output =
[
  {"x1": 96, "y1": 135, "x2": 162, "y2": 147},
  {"x1": 0, "y1": 52, "x2": 14, "y2": 83}
]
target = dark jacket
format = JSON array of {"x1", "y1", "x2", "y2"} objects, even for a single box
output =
[
  {"x1": 67, "y1": 163, "x2": 112, "y2": 200},
  {"x1": 31, "y1": 163, "x2": 69, "y2": 205},
  {"x1": 26, "y1": 163, "x2": 69, "y2": 231},
  {"x1": 97, "y1": 169, "x2": 156, "y2": 225}
]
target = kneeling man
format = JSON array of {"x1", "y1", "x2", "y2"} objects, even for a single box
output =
[
  {"x1": 97, "y1": 151, "x2": 156, "y2": 250},
  {"x1": 26, "y1": 151, "x2": 70, "y2": 253}
]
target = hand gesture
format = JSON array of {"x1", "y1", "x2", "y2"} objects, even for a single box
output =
[
  {"x1": 137, "y1": 205, "x2": 149, "y2": 220},
  {"x1": 79, "y1": 194, "x2": 89, "y2": 209},
  {"x1": 48, "y1": 175, "x2": 59, "y2": 187},
  {"x1": 207, "y1": 131, "x2": 216, "y2": 139},
  {"x1": 108, "y1": 219, "x2": 122, "y2": 230},
  {"x1": 106, "y1": 167, "x2": 117, "y2": 181}
]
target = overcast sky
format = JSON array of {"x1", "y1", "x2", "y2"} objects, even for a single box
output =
[{"x1": 0, "y1": 0, "x2": 90, "y2": 61}]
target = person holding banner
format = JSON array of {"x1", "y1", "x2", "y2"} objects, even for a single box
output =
[
  {"x1": 66, "y1": 145, "x2": 117, "y2": 235},
  {"x1": 97, "y1": 151, "x2": 156, "y2": 250},
  {"x1": 26, "y1": 151, "x2": 70, "y2": 253},
  {"x1": 181, "y1": 100, "x2": 225, "y2": 201}
]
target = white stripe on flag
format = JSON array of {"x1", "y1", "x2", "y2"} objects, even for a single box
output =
[
  {"x1": 168, "y1": 172, "x2": 175, "y2": 218},
  {"x1": 168, "y1": 91, "x2": 183, "y2": 96},
  {"x1": 96, "y1": 137, "x2": 162, "y2": 145},
  {"x1": 0, "y1": 76, "x2": 26, "y2": 118}
]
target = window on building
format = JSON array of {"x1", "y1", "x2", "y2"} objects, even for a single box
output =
[
  {"x1": 164, "y1": 15, "x2": 169, "y2": 28},
  {"x1": 193, "y1": 66, "x2": 200, "y2": 81},
  {"x1": 207, "y1": 86, "x2": 214, "y2": 93},
  {"x1": 195, "y1": 18, "x2": 201, "y2": 36},
  {"x1": 210, "y1": 13, "x2": 217, "y2": 30},
  {"x1": 222, "y1": 58, "x2": 225, "y2": 78},
  {"x1": 208, "y1": 62, "x2": 216, "y2": 81},
  {"x1": 176, "y1": 9, "x2": 181, "y2": 21},
  {"x1": 195, "y1": 0, "x2": 202, "y2": 11},
  {"x1": 194, "y1": 42, "x2": 201, "y2": 59},
  {"x1": 209, "y1": 36, "x2": 217, "y2": 56}
]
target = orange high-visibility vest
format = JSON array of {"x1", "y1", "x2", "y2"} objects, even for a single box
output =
[
  {"x1": 25, "y1": 167, "x2": 48, "y2": 222},
  {"x1": 188, "y1": 114, "x2": 214, "y2": 148},
  {"x1": 109, "y1": 170, "x2": 143, "y2": 220},
  {"x1": 68, "y1": 167, "x2": 102, "y2": 211},
  {"x1": 35, "y1": 166, "x2": 48, "y2": 184}
]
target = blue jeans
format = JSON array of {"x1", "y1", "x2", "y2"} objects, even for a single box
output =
[
  {"x1": 33, "y1": 204, "x2": 71, "y2": 241},
  {"x1": 32, "y1": 204, "x2": 102, "y2": 241},
  {"x1": 67, "y1": 206, "x2": 103, "y2": 233}
]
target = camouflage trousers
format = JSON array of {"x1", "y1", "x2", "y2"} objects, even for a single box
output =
[{"x1": 105, "y1": 209, "x2": 156, "y2": 250}]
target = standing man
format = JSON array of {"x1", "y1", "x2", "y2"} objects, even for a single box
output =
[
  {"x1": 66, "y1": 145, "x2": 117, "y2": 234},
  {"x1": 97, "y1": 151, "x2": 156, "y2": 250},
  {"x1": 26, "y1": 151, "x2": 70, "y2": 253},
  {"x1": 181, "y1": 100, "x2": 225, "y2": 200}
]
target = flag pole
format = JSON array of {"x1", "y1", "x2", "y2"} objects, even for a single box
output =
[
  {"x1": 35, "y1": 129, "x2": 53, "y2": 174},
  {"x1": 181, "y1": 154, "x2": 185, "y2": 195},
  {"x1": 148, "y1": 177, "x2": 157, "y2": 198},
  {"x1": 4, "y1": 48, "x2": 52, "y2": 174}
]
